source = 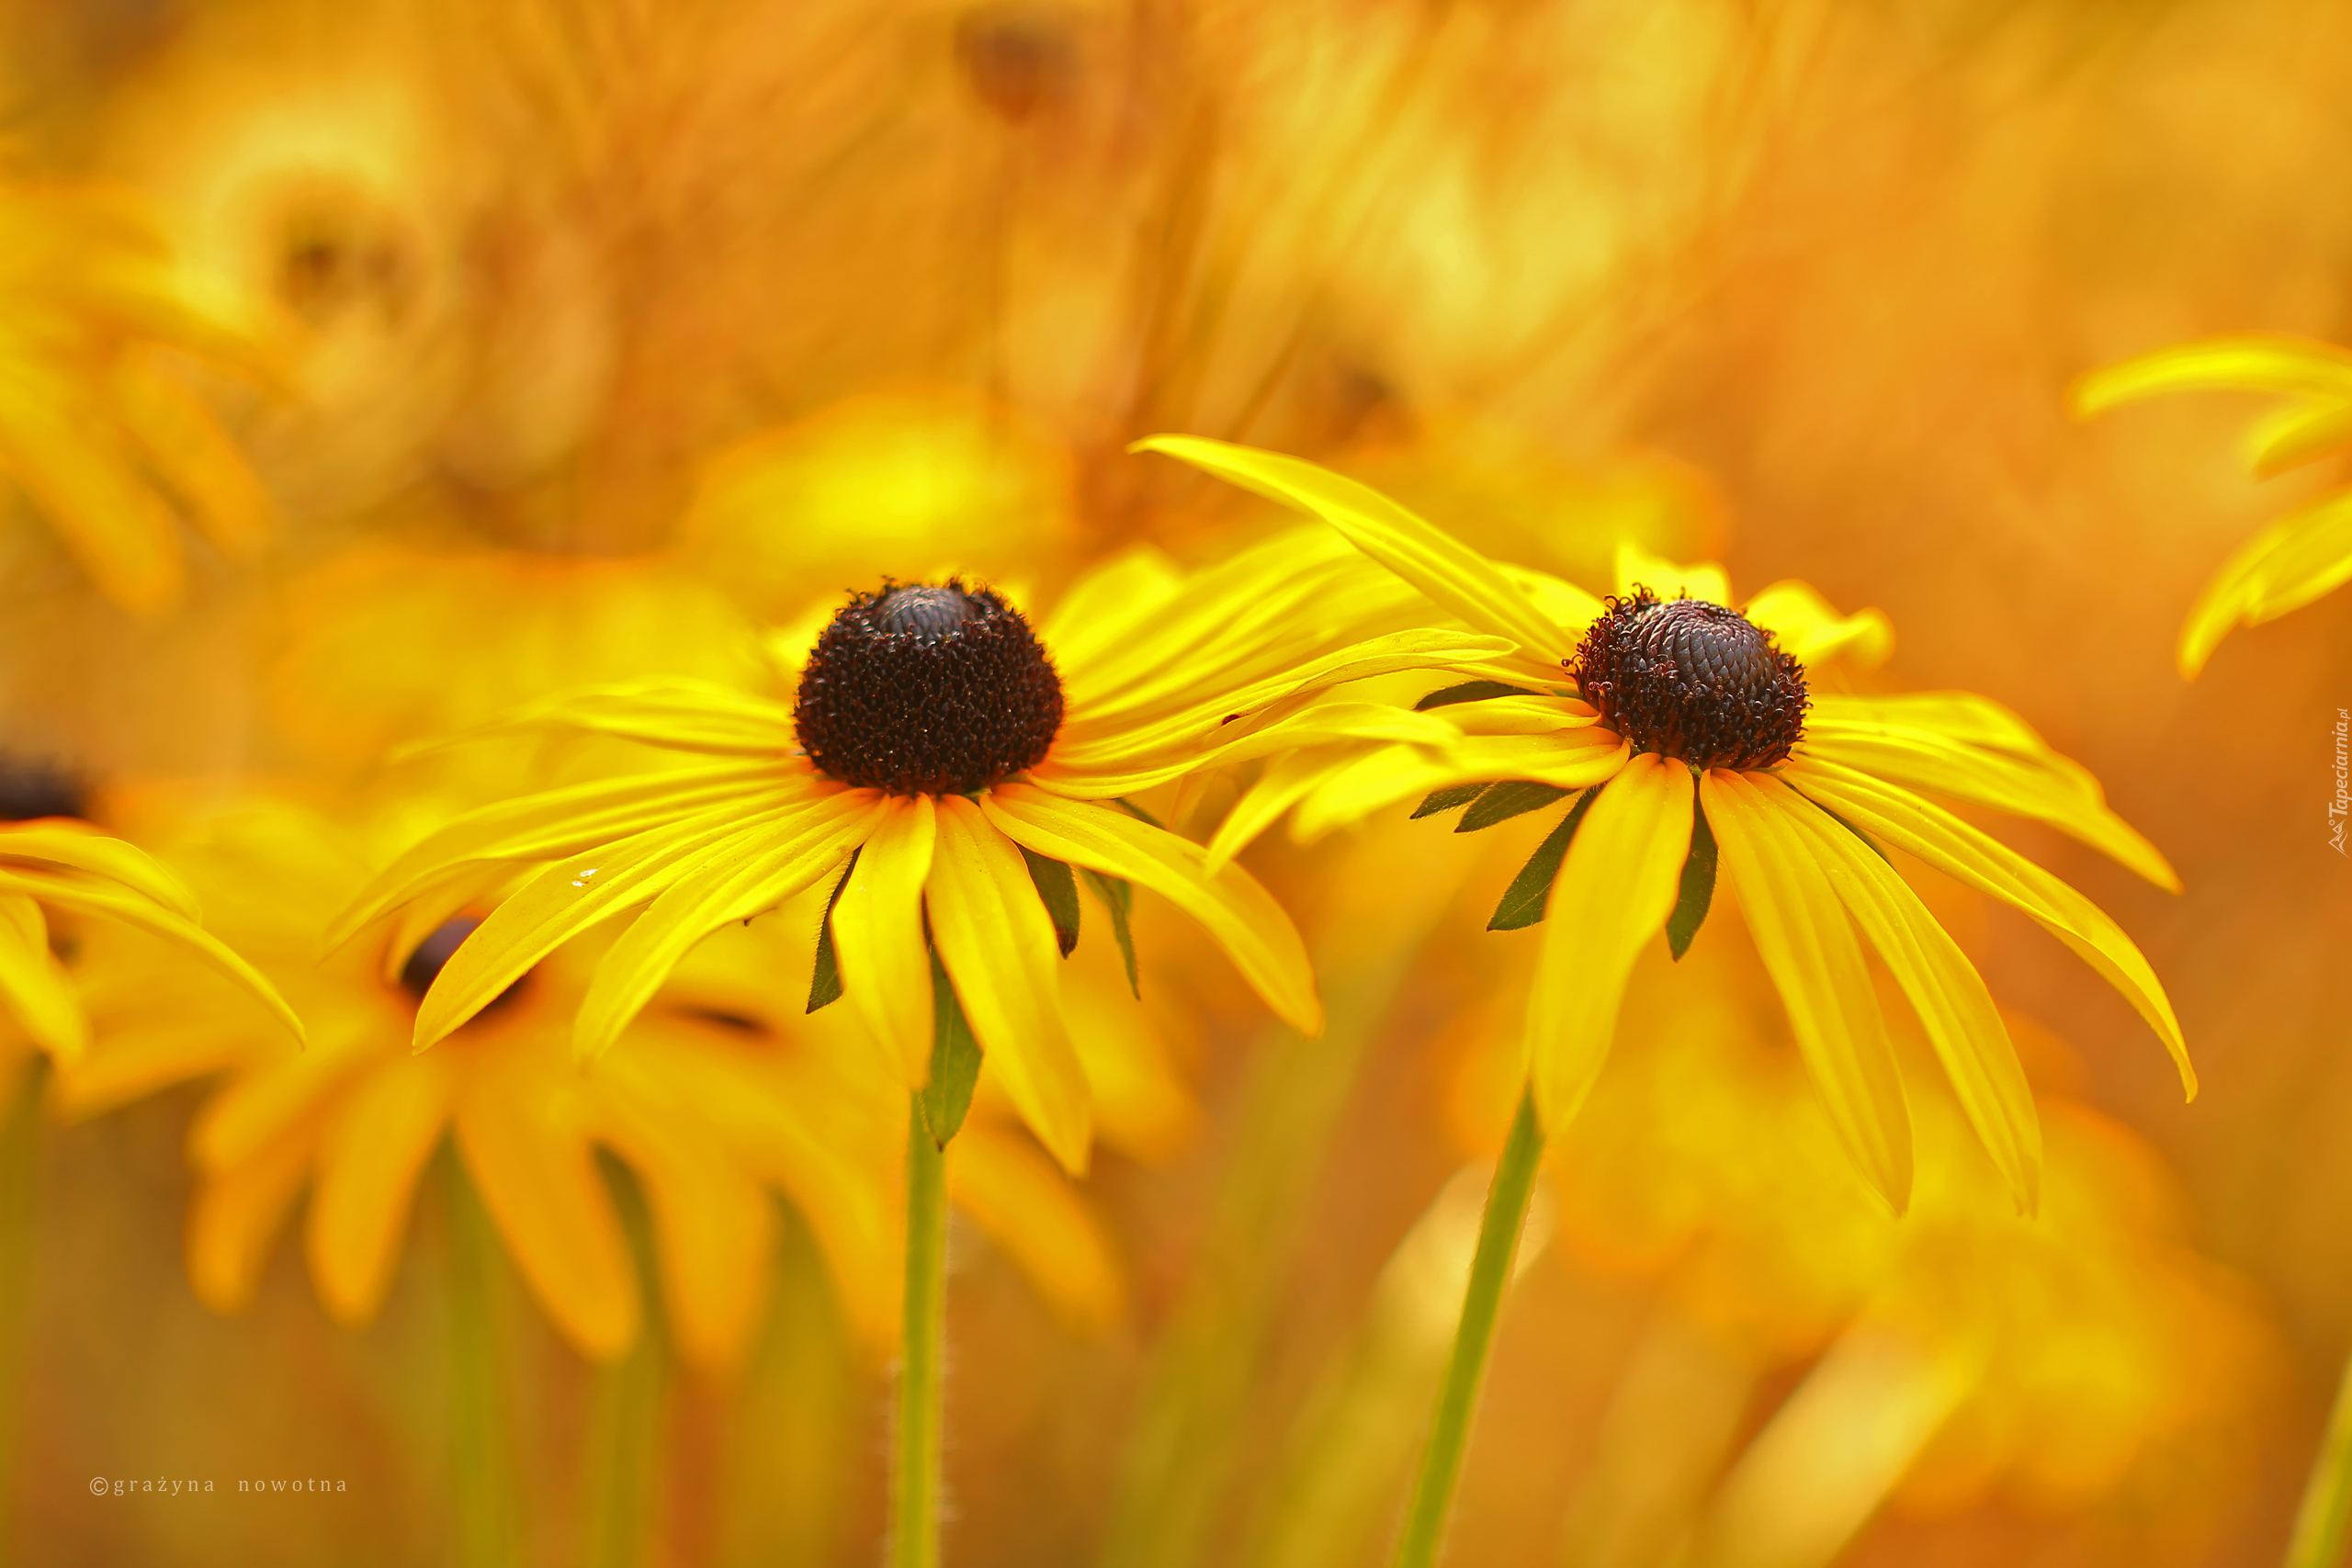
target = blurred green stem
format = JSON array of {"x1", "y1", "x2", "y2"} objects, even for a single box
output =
[
  {"x1": 0, "y1": 1059, "x2": 42, "y2": 1565},
  {"x1": 584, "y1": 1157, "x2": 664, "y2": 1568},
  {"x1": 445, "y1": 1150, "x2": 520, "y2": 1568},
  {"x1": 1390, "y1": 1088, "x2": 1544, "y2": 1568},
  {"x1": 2285, "y1": 1343, "x2": 2352, "y2": 1568}
]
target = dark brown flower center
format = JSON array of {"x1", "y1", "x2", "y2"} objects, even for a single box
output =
[
  {"x1": 0, "y1": 753, "x2": 88, "y2": 822},
  {"x1": 793, "y1": 580, "x2": 1064, "y2": 795},
  {"x1": 1571, "y1": 591, "x2": 1807, "y2": 770}
]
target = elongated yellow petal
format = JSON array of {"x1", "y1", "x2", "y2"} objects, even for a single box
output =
[
  {"x1": 951, "y1": 1122, "x2": 1126, "y2": 1336},
  {"x1": 330, "y1": 761, "x2": 794, "y2": 947},
  {"x1": 111, "y1": 354, "x2": 276, "y2": 557},
  {"x1": 307, "y1": 1055, "x2": 457, "y2": 1325},
  {"x1": 926, "y1": 797, "x2": 1091, "y2": 1172},
  {"x1": 1740, "y1": 581, "x2": 1894, "y2": 669},
  {"x1": 2245, "y1": 398, "x2": 2352, "y2": 476},
  {"x1": 1526, "y1": 754, "x2": 1692, "y2": 1133},
  {"x1": 1205, "y1": 747, "x2": 1364, "y2": 871},
  {"x1": 570, "y1": 797, "x2": 885, "y2": 1061},
  {"x1": 50, "y1": 1020, "x2": 251, "y2": 1120},
  {"x1": 1044, "y1": 698, "x2": 1460, "y2": 799},
  {"x1": 1783, "y1": 754, "x2": 2192, "y2": 1096},
  {"x1": 1703, "y1": 769, "x2": 1913, "y2": 1212},
  {"x1": 1768, "y1": 775, "x2": 2041, "y2": 1213},
  {"x1": 1287, "y1": 733, "x2": 1632, "y2": 843},
  {"x1": 390, "y1": 681, "x2": 795, "y2": 762},
  {"x1": 830, "y1": 795, "x2": 938, "y2": 1086},
  {"x1": 0, "y1": 867, "x2": 305, "y2": 1043},
  {"x1": 1614, "y1": 542, "x2": 1730, "y2": 607},
  {"x1": 2072, "y1": 334, "x2": 2352, "y2": 412},
  {"x1": 0, "y1": 822, "x2": 201, "y2": 918},
  {"x1": 455, "y1": 1055, "x2": 639, "y2": 1360},
  {"x1": 416, "y1": 797, "x2": 854, "y2": 1050},
  {"x1": 1804, "y1": 695, "x2": 2178, "y2": 890},
  {"x1": 0, "y1": 894, "x2": 84, "y2": 1059},
  {"x1": 981, "y1": 784, "x2": 1321, "y2": 1036},
  {"x1": 190, "y1": 1027, "x2": 373, "y2": 1172},
  {"x1": 1039, "y1": 546, "x2": 1188, "y2": 670},
  {"x1": 1133, "y1": 435, "x2": 1571, "y2": 660},
  {"x1": 2178, "y1": 491, "x2": 2352, "y2": 675},
  {"x1": 187, "y1": 1122, "x2": 314, "y2": 1313},
  {"x1": 0, "y1": 376, "x2": 182, "y2": 613}
]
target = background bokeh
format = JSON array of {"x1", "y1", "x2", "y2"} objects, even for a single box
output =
[{"x1": 3, "y1": 1, "x2": 2348, "y2": 1563}]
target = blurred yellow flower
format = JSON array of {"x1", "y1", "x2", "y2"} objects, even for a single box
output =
[
  {"x1": 2074, "y1": 334, "x2": 2352, "y2": 676},
  {"x1": 1144, "y1": 437, "x2": 2189, "y2": 1214},
  {"x1": 327, "y1": 531, "x2": 1498, "y2": 1172},
  {"x1": 0, "y1": 178, "x2": 276, "y2": 613}
]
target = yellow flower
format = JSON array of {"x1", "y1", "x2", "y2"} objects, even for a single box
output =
[
  {"x1": 1139, "y1": 436, "x2": 2189, "y2": 1214},
  {"x1": 53, "y1": 797, "x2": 896, "y2": 1371},
  {"x1": 328, "y1": 532, "x2": 1510, "y2": 1171},
  {"x1": 2074, "y1": 334, "x2": 2352, "y2": 676},
  {"x1": 0, "y1": 810, "x2": 298, "y2": 1067},
  {"x1": 0, "y1": 179, "x2": 276, "y2": 613}
]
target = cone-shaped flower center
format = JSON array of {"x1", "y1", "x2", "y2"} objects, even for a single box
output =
[
  {"x1": 1571, "y1": 591, "x2": 1807, "y2": 770},
  {"x1": 0, "y1": 753, "x2": 88, "y2": 822},
  {"x1": 794, "y1": 580, "x2": 1065, "y2": 795}
]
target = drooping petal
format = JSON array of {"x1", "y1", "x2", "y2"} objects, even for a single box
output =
[
  {"x1": 569, "y1": 795, "x2": 887, "y2": 1061},
  {"x1": 2071, "y1": 334, "x2": 2352, "y2": 412},
  {"x1": 307, "y1": 1055, "x2": 457, "y2": 1325},
  {"x1": 1782, "y1": 754, "x2": 2192, "y2": 1097},
  {"x1": 454, "y1": 1053, "x2": 639, "y2": 1360},
  {"x1": 950, "y1": 1122, "x2": 1126, "y2": 1336},
  {"x1": 981, "y1": 784, "x2": 1320, "y2": 1037},
  {"x1": 1205, "y1": 748, "x2": 1365, "y2": 871},
  {"x1": 1042, "y1": 698, "x2": 1462, "y2": 800},
  {"x1": 0, "y1": 822, "x2": 201, "y2": 917},
  {"x1": 1285, "y1": 732, "x2": 1631, "y2": 846},
  {"x1": 1614, "y1": 542, "x2": 1731, "y2": 607},
  {"x1": 1703, "y1": 769, "x2": 1913, "y2": 1212},
  {"x1": 1133, "y1": 435, "x2": 1574, "y2": 661},
  {"x1": 49, "y1": 1020, "x2": 252, "y2": 1120},
  {"x1": 391, "y1": 680, "x2": 797, "y2": 761},
  {"x1": 2177, "y1": 491, "x2": 2352, "y2": 676},
  {"x1": 328, "y1": 762, "x2": 795, "y2": 947},
  {"x1": 1766, "y1": 774, "x2": 2041, "y2": 1213},
  {"x1": 1804, "y1": 693, "x2": 2178, "y2": 891},
  {"x1": 0, "y1": 893, "x2": 85, "y2": 1059},
  {"x1": 1525, "y1": 754, "x2": 1692, "y2": 1133},
  {"x1": 926, "y1": 796, "x2": 1091, "y2": 1172},
  {"x1": 187, "y1": 1121, "x2": 315, "y2": 1313},
  {"x1": 0, "y1": 866, "x2": 304, "y2": 1043},
  {"x1": 1739, "y1": 581, "x2": 1895, "y2": 670},
  {"x1": 829, "y1": 795, "x2": 938, "y2": 1086},
  {"x1": 190, "y1": 1025, "x2": 376, "y2": 1172},
  {"x1": 416, "y1": 795, "x2": 858, "y2": 1050},
  {"x1": 111, "y1": 355, "x2": 277, "y2": 557}
]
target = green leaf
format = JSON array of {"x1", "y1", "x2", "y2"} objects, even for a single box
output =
[
  {"x1": 1080, "y1": 867, "x2": 1139, "y2": 998},
  {"x1": 1458, "y1": 780, "x2": 1570, "y2": 833},
  {"x1": 1666, "y1": 797, "x2": 1716, "y2": 960},
  {"x1": 1487, "y1": 789, "x2": 1598, "y2": 931},
  {"x1": 1411, "y1": 784, "x2": 1491, "y2": 820},
  {"x1": 1022, "y1": 847, "x2": 1082, "y2": 957},
  {"x1": 918, "y1": 946, "x2": 984, "y2": 1146},
  {"x1": 1413, "y1": 680, "x2": 1531, "y2": 711},
  {"x1": 804, "y1": 850, "x2": 858, "y2": 1013}
]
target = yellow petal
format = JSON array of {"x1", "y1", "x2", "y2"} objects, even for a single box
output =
[
  {"x1": 111, "y1": 354, "x2": 277, "y2": 557},
  {"x1": 1782, "y1": 754, "x2": 2191, "y2": 1097},
  {"x1": 454, "y1": 1055, "x2": 639, "y2": 1360},
  {"x1": 416, "y1": 797, "x2": 848, "y2": 1050},
  {"x1": 925, "y1": 797, "x2": 1091, "y2": 1172},
  {"x1": 981, "y1": 784, "x2": 1321, "y2": 1037},
  {"x1": 1740, "y1": 581, "x2": 1894, "y2": 670},
  {"x1": 307, "y1": 1055, "x2": 457, "y2": 1325},
  {"x1": 1204, "y1": 747, "x2": 1364, "y2": 872},
  {"x1": 1614, "y1": 542, "x2": 1730, "y2": 607},
  {"x1": 1703, "y1": 769, "x2": 1913, "y2": 1212},
  {"x1": 0, "y1": 821, "x2": 201, "y2": 918},
  {"x1": 950, "y1": 1122, "x2": 1126, "y2": 1336},
  {"x1": 0, "y1": 866, "x2": 304, "y2": 1043},
  {"x1": 187, "y1": 1121, "x2": 315, "y2": 1314},
  {"x1": 1767, "y1": 775, "x2": 2041, "y2": 1213},
  {"x1": 50, "y1": 1020, "x2": 252, "y2": 1120},
  {"x1": 0, "y1": 375, "x2": 182, "y2": 613},
  {"x1": 569, "y1": 796, "x2": 885, "y2": 1060},
  {"x1": 391, "y1": 681, "x2": 795, "y2": 762},
  {"x1": 1132, "y1": 435, "x2": 1572, "y2": 661},
  {"x1": 190, "y1": 1027, "x2": 374, "y2": 1173},
  {"x1": 830, "y1": 796, "x2": 938, "y2": 1086},
  {"x1": 2178, "y1": 491, "x2": 2352, "y2": 676},
  {"x1": 2072, "y1": 333, "x2": 2352, "y2": 412},
  {"x1": 0, "y1": 893, "x2": 85, "y2": 1060},
  {"x1": 1525, "y1": 753, "x2": 1692, "y2": 1133}
]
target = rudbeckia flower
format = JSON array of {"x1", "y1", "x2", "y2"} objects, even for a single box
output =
[
  {"x1": 1140, "y1": 436, "x2": 2190, "y2": 1215},
  {"x1": 0, "y1": 179, "x2": 277, "y2": 613},
  {"x1": 2073, "y1": 334, "x2": 2352, "y2": 676},
  {"x1": 0, "y1": 800, "x2": 298, "y2": 1067},
  {"x1": 54, "y1": 797, "x2": 898, "y2": 1371},
  {"x1": 326, "y1": 530, "x2": 1510, "y2": 1170}
]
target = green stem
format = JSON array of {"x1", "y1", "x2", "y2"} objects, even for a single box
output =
[
  {"x1": 2286, "y1": 1341, "x2": 2352, "y2": 1568},
  {"x1": 1389, "y1": 1089, "x2": 1545, "y2": 1568},
  {"x1": 444, "y1": 1150, "x2": 519, "y2": 1568},
  {"x1": 893, "y1": 1094, "x2": 949, "y2": 1568},
  {"x1": 584, "y1": 1156, "x2": 664, "y2": 1568}
]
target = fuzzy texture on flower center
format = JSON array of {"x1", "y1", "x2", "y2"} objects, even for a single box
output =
[
  {"x1": 1571, "y1": 591, "x2": 1808, "y2": 770},
  {"x1": 794, "y1": 581, "x2": 1064, "y2": 795}
]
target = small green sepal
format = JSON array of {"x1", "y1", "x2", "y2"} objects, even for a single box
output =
[
  {"x1": 1413, "y1": 680, "x2": 1530, "y2": 711},
  {"x1": 1411, "y1": 784, "x2": 1490, "y2": 820},
  {"x1": 805, "y1": 849, "x2": 859, "y2": 1012},
  {"x1": 1080, "y1": 868, "x2": 1140, "y2": 998},
  {"x1": 1487, "y1": 789, "x2": 1599, "y2": 931},
  {"x1": 1457, "y1": 780, "x2": 1570, "y2": 833},
  {"x1": 1665, "y1": 798, "x2": 1716, "y2": 961},
  {"x1": 1022, "y1": 847, "x2": 1082, "y2": 957}
]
